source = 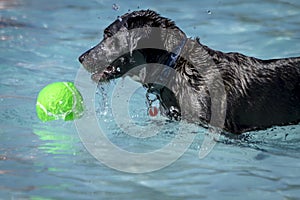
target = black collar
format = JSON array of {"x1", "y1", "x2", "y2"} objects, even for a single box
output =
[
  {"x1": 164, "y1": 37, "x2": 187, "y2": 68},
  {"x1": 145, "y1": 38, "x2": 188, "y2": 113}
]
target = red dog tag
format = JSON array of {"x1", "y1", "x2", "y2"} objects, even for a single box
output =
[{"x1": 149, "y1": 106, "x2": 158, "y2": 117}]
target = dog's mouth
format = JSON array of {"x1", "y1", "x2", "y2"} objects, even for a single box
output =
[
  {"x1": 91, "y1": 55, "x2": 132, "y2": 82},
  {"x1": 91, "y1": 65, "x2": 122, "y2": 82},
  {"x1": 90, "y1": 53, "x2": 144, "y2": 82}
]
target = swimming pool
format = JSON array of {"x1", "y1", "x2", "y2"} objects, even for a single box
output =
[{"x1": 1, "y1": 0, "x2": 300, "y2": 199}]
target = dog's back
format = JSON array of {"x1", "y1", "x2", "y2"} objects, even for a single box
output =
[{"x1": 217, "y1": 53, "x2": 300, "y2": 133}]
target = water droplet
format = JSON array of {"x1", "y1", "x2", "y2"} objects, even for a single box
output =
[{"x1": 112, "y1": 3, "x2": 119, "y2": 11}]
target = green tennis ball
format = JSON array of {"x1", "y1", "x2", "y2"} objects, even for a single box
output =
[{"x1": 36, "y1": 82, "x2": 84, "y2": 122}]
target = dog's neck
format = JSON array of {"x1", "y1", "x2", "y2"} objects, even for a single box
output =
[
  {"x1": 137, "y1": 33, "x2": 188, "y2": 65},
  {"x1": 135, "y1": 37, "x2": 221, "y2": 123}
]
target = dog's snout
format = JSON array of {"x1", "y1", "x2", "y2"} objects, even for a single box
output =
[
  {"x1": 79, "y1": 47, "x2": 94, "y2": 63},
  {"x1": 79, "y1": 52, "x2": 87, "y2": 63}
]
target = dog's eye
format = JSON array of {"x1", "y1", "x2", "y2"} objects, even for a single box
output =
[{"x1": 104, "y1": 29, "x2": 113, "y2": 38}]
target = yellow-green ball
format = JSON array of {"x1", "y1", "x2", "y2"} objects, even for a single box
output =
[{"x1": 36, "y1": 82, "x2": 84, "y2": 121}]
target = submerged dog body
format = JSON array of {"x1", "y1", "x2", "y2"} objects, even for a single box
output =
[{"x1": 79, "y1": 10, "x2": 300, "y2": 134}]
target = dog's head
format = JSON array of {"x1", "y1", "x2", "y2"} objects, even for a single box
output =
[
  {"x1": 79, "y1": 10, "x2": 201, "y2": 121},
  {"x1": 79, "y1": 10, "x2": 186, "y2": 83}
]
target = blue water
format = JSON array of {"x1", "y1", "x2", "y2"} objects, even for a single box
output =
[{"x1": 1, "y1": 0, "x2": 300, "y2": 199}]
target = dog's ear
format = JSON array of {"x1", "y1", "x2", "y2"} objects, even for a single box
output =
[
  {"x1": 122, "y1": 10, "x2": 187, "y2": 54},
  {"x1": 114, "y1": 10, "x2": 173, "y2": 55}
]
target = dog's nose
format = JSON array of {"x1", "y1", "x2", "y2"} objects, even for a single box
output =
[
  {"x1": 79, "y1": 48, "x2": 92, "y2": 63},
  {"x1": 78, "y1": 53, "x2": 86, "y2": 63},
  {"x1": 79, "y1": 46, "x2": 96, "y2": 63}
]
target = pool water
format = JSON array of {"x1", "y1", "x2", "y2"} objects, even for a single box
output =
[{"x1": 1, "y1": 0, "x2": 300, "y2": 199}]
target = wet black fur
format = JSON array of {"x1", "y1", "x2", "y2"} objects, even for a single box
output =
[{"x1": 79, "y1": 10, "x2": 300, "y2": 134}]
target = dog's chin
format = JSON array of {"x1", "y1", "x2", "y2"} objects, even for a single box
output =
[{"x1": 91, "y1": 65, "x2": 122, "y2": 82}]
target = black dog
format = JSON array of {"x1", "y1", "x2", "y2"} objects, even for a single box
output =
[{"x1": 79, "y1": 10, "x2": 300, "y2": 134}]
